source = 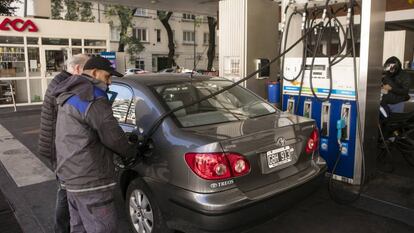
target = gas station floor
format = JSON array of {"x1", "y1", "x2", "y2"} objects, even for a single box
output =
[{"x1": 0, "y1": 107, "x2": 413, "y2": 233}]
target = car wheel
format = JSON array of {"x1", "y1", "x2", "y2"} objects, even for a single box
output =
[{"x1": 126, "y1": 178, "x2": 172, "y2": 233}]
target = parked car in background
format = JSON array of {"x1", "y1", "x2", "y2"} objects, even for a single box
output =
[
  {"x1": 125, "y1": 68, "x2": 150, "y2": 75},
  {"x1": 158, "y1": 68, "x2": 175, "y2": 73},
  {"x1": 109, "y1": 74, "x2": 327, "y2": 233}
]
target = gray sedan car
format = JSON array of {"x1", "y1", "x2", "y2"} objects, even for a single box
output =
[{"x1": 109, "y1": 74, "x2": 327, "y2": 233}]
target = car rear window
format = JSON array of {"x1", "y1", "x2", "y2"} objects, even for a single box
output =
[{"x1": 153, "y1": 79, "x2": 277, "y2": 127}]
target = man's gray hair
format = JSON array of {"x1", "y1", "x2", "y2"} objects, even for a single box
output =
[{"x1": 66, "y1": 54, "x2": 89, "y2": 73}]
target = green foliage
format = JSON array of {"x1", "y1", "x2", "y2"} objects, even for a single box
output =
[
  {"x1": 51, "y1": 0, "x2": 64, "y2": 19},
  {"x1": 0, "y1": 0, "x2": 20, "y2": 16},
  {"x1": 64, "y1": 0, "x2": 79, "y2": 21},
  {"x1": 105, "y1": 4, "x2": 144, "y2": 58},
  {"x1": 79, "y1": 2, "x2": 95, "y2": 22},
  {"x1": 126, "y1": 37, "x2": 145, "y2": 63}
]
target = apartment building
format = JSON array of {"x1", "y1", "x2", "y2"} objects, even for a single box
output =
[{"x1": 106, "y1": 8, "x2": 219, "y2": 72}]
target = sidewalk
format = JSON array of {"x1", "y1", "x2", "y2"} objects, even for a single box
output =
[
  {"x1": 0, "y1": 190, "x2": 23, "y2": 233},
  {"x1": 0, "y1": 105, "x2": 41, "y2": 116}
]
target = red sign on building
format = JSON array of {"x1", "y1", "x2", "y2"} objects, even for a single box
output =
[{"x1": 0, "y1": 18, "x2": 39, "y2": 32}]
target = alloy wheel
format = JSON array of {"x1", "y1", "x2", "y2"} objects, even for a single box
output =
[{"x1": 129, "y1": 189, "x2": 154, "y2": 233}]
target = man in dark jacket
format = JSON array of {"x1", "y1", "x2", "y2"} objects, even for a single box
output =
[
  {"x1": 38, "y1": 54, "x2": 89, "y2": 233},
  {"x1": 381, "y1": 56, "x2": 411, "y2": 113},
  {"x1": 52, "y1": 56, "x2": 138, "y2": 233}
]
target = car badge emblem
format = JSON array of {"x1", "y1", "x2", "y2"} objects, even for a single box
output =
[{"x1": 275, "y1": 137, "x2": 286, "y2": 147}]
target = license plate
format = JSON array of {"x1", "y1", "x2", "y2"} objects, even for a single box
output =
[{"x1": 266, "y1": 146, "x2": 294, "y2": 168}]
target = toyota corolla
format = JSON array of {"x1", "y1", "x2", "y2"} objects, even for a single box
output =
[{"x1": 109, "y1": 74, "x2": 327, "y2": 233}]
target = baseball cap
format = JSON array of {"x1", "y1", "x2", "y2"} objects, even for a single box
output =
[{"x1": 83, "y1": 56, "x2": 123, "y2": 77}]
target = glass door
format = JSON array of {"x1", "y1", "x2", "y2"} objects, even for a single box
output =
[{"x1": 42, "y1": 48, "x2": 68, "y2": 78}]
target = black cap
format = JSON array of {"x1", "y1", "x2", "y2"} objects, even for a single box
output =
[{"x1": 83, "y1": 56, "x2": 123, "y2": 77}]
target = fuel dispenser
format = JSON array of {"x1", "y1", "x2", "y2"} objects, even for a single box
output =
[{"x1": 282, "y1": 58, "x2": 359, "y2": 183}]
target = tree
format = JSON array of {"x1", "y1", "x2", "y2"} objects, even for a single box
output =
[
  {"x1": 105, "y1": 5, "x2": 144, "y2": 60},
  {"x1": 0, "y1": 0, "x2": 20, "y2": 16},
  {"x1": 51, "y1": 0, "x2": 64, "y2": 19},
  {"x1": 79, "y1": 2, "x2": 95, "y2": 22},
  {"x1": 126, "y1": 37, "x2": 145, "y2": 63},
  {"x1": 158, "y1": 11, "x2": 176, "y2": 68},
  {"x1": 64, "y1": 0, "x2": 79, "y2": 21},
  {"x1": 207, "y1": 16, "x2": 217, "y2": 71}
]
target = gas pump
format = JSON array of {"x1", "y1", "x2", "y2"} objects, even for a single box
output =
[
  {"x1": 279, "y1": 0, "x2": 363, "y2": 185},
  {"x1": 283, "y1": 57, "x2": 359, "y2": 184}
]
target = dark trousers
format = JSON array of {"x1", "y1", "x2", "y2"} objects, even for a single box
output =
[
  {"x1": 55, "y1": 185, "x2": 70, "y2": 233},
  {"x1": 67, "y1": 189, "x2": 117, "y2": 233}
]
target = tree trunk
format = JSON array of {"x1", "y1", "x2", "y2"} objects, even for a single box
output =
[
  {"x1": 207, "y1": 16, "x2": 217, "y2": 71},
  {"x1": 160, "y1": 12, "x2": 176, "y2": 68},
  {"x1": 117, "y1": 11, "x2": 129, "y2": 52}
]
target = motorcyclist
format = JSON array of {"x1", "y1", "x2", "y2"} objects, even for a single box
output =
[{"x1": 381, "y1": 56, "x2": 411, "y2": 113}]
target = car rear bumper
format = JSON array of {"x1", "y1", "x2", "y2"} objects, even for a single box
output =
[{"x1": 145, "y1": 160, "x2": 327, "y2": 233}]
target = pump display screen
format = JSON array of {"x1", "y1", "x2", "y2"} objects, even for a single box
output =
[{"x1": 283, "y1": 57, "x2": 357, "y2": 100}]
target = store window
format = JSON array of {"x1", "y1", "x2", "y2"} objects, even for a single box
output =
[
  {"x1": 183, "y1": 31, "x2": 195, "y2": 44},
  {"x1": 72, "y1": 39, "x2": 82, "y2": 46},
  {"x1": 109, "y1": 84, "x2": 133, "y2": 123},
  {"x1": 0, "y1": 47, "x2": 26, "y2": 78},
  {"x1": 27, "y1": 37, "x2": 39, "y2": 45},
  {"x1": 0, "y1": 36, "x2": 24, "y2": 44},
  {"x1": 28, "y1": 47, "x2": 41, "y2": 77},
  {"x1": 134, "y1": 8, "x2": 148, "y2": 17},
  {"x1": 84, "y1": 39, "x2": 106, "y2": 47},
  {"x1": 0, "y1": 80, "x2": 14, "y2": 105},
  {"x1": 45, "y1": 49, "x2": 68, "y2": 77},
  {"x1": 133, "y1": 28, "x2": 148, "y2": 42},
  {"x1": 42, "y1": 38, "x2": 69, "y2": 46},
  {"x1": 29, "y1": 79, "x2": 43, "y2": 102},
  {"x1": 72, "y1": 48, "x2": 82, "y2": 56},
  {"x1": 135, "y1": 60, "x2": 145, "y2": 70},
  {"x1": 0, "y1": 80, "x2": 29, "y2": 105}
]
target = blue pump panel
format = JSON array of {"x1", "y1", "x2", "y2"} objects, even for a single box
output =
[{"x1": 282, "y1": 94, "x2": 357, "y2": 180}]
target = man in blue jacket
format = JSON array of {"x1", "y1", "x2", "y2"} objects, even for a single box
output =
[
  {"x1": 53, "y1": 56, "x2": 139, "y2": 233},
  {"x1": 39, "y1": 54, "x2": 89, "y2": 233}
]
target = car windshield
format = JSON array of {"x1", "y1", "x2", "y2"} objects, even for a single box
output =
[{"x1": 153, "y1": 79, "x2": 277, "y2": 127}]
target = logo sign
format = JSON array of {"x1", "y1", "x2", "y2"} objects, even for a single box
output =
[
  {"x1": 275, "y1": 137, "x2": 286, "y2": 147},
  {"x1": 0, "y1": 18, "x2": 38, "y2": 32},
  {"x1": 100, "y1": 51, "x2": 116, "y2": 69}
]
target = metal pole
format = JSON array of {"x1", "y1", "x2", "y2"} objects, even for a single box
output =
[
  {"x1": 194, "y1": 19, "x2": 196, "y2": 70},
  {"x1": 9, "y1": 83, "x2": 17, "y2": 112},
  {"x1": 354, "y1": 0, "x2": 386, "y2": 184}
]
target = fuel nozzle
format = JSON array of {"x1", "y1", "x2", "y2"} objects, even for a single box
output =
[{"x1": 336, "y1": 118, "x2": 346, "y2": 145}]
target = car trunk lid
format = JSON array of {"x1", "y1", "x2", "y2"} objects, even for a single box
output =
[{"x1": 185, "y1": 112, "x2": 317, "y2": 193}]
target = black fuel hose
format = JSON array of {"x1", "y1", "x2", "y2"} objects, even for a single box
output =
[
  {"x1": 329, "y1": 0, "x2": 366, "y2": 205},
  {"x1": 144, "y1": 24, "x2": 320, "y2": 142}
]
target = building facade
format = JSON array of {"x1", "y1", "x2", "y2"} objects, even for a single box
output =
[
  {"x1": 107, "y1": 8, "x2": 219, "y2": 72},
  {"x1": 55, "y1": 2, "x2": 219, "y2": 73},
  {"x1": 0, "y1": 16, "x2": 110, "y2": 108}
]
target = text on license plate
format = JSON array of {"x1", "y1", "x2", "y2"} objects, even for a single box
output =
[{"x1": 266, "y1": 146, "x2": 294, "y2": 168}]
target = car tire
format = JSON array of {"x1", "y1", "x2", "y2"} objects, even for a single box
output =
[{"x1": 126, "y1": 178, "x2": 173, "y2": 233}]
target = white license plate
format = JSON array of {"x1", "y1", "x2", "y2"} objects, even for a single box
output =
[{"x1": 266, "y1": 146, "x2": 294, "y2": 168}]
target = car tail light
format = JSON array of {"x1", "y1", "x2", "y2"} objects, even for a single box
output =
[
  {"x1": 305, "y1": 128, "x2": 319, "y2": 154},
  {"x1": 185, "y1": 153, "x2": 250, "y2": 180}
]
